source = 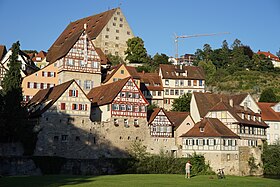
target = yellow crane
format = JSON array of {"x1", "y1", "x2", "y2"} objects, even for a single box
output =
[{"x1": 175, "y1": 32, "x2": 230, "y2": 59}]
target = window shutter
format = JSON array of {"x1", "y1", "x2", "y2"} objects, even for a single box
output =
[
  {"x1": 69, "y1": 90, "x2": 72, "y2": 96},
  {"x1": 27, "y1": 82, "x2": 30, "y2": 88},
  {"x1": 61, "y1": 103, "x2": 65, "y2": 110},
  {"x1": 41, "y1": 83, "x2": 44, "y2": 89},
  {"x1": 79, "y1": 104, "x2": 82, "y2": 110},
  {"x1": 48, "y1": 72, "x2": 51, "y2": 77},
  {"x1": 85, "y1": 104, "x2": 87, "y2": 111},
  {"x1": 42, "y1": 71, "x2": 44, "y2": 76},
  {"x1": 54, "y1": 72, "x2": 56, "y2": 77},
  {"x1": 76, "y1": 90, "x2": 78, "y2": 97},
  {"x1": 72, "y1": 104, "x2": 75, "y2": 110}
]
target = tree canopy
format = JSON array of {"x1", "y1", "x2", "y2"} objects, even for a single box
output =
[
  {"x1": 259, "y1": 88, "x2": 278, "y2": 103},
  {"x1": 171, "y1": 93, "x2": 192, "y2": 112},
  {"x1": 125, "y1": 37, "x2": 149, "y2": 64}
]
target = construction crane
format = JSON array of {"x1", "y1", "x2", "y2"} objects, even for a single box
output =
[{"x1": 174, "y1": 32, "x2": 230, "y2": 59}]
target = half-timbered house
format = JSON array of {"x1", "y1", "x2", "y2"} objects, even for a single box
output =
[{"x1": 147, "y1": 108, "x2": 194, "y2": 156}]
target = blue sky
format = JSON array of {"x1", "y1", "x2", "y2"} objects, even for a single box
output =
[{"x1": 0, "y1": 0, "x2": 279, "y2": 57}]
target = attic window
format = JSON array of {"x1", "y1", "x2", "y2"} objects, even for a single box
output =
[
  {"x1": 92, "y1": 25, "x2": 95, "y2": 28},
  {"x1": 99, "y1": 14, "x2": 103, "y2": 18},
  {"x1": 200, "y1": 127, "x2": 204, "y2": 132}
]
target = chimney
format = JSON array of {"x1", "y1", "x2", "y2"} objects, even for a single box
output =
[
  {"x1": 84, "y1": 23, "x2": 87, "y2": 30},
  {"x1": 229, "y1": 99, "x2": 233, "y2": 107}
]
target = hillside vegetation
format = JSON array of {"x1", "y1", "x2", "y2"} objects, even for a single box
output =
[{"x1": 194, "y1": 39, "x2": 280, "y2": 100}]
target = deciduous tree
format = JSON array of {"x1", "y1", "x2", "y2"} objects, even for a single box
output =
[
  {"x1": 125, "y1": 37, "x2": 149, "y2": 64},
  {"x1": 259, "y1": 88, "x2": 277, "y2": 103},
  {"x1": 171, "y1": 93, "x2": 192, "y2": 112}
]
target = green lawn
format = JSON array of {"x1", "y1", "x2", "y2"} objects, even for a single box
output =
[{"x1": 0, "y1": 174, "x2": 279, "y2": 187}]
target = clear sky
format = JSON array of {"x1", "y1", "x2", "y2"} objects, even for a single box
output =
[{"x1": 0, "y1": 0, "x2": 279, "y2": 57}]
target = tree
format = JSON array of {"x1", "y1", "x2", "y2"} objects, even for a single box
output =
[
  {"x1": 107, "y1": 53, "x2": 125, "y2": 66},
  {"x1": 125, "y1": 37, "x2": 149, "y2": 64},
  {"x1": 198, "y1": 60, "x2": 216, "y2": 84},
  {"x1": 1, "y1": 41, "x2": 25, "y2": 142},
  {"x1": 171, "y1": 93, "x2": 192, "y2": 112},
  {"x1": 276, "y1": 48, "x2": 280, "y2": 59},
  {"x1": 259, "y1": 88, "x2": 278, "y2": 103}
]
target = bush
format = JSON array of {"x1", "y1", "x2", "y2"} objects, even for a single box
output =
[{"x1": 262, "y1": 142, "x2": 280, "y2": 176}]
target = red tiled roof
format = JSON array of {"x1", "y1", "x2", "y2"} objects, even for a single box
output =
[
  {"x1": 87, "y1": 77, "x2": 131, "y2": 106},
  {"x1": 257, "y1": 51, "x2": 279, "y2": 61},
  {"x1": 148, "y1": 108, "x2": 189, "y2": 128},
  {"x1": 27, "y1": 80, "x2": 79, "y2": 117},
  {"x1": 257, "y1": 102, "x2": 280, "y2": 121},
  {"x1": 0, "y1": 45, "x2": 7, "y2": 61},
  {"x1": 181, "y1": 118, "x2": 239, "y2": 138},
  {"x1": 194, "y1": 92, "x2": 267, "y2": 128},
  {"x1": 138, "y1": 72, "x2": 163, "y2": 91},
  {"x1": 103, "y1": 64, "x2": 140, "y2": 83},
  {"x1": 193, "y1": 92, "x2": 247, "y2": 118},
  {"x1": 46, "y1": 8, "x2": 117, "y2": 63},
  {"x1": 95, "y1": 48, "x2": 109, "y2": 65},
  {"x1": 159, "y1": 64, "x2": 205, "y2": 80},
  {"x1": 32, "y1": 50, "x2": 47, "y2": 62}
]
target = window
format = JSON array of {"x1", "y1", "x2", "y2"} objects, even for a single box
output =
[
  {"x1": 124, "y1": 119, "x2": 129, "y2": 128},
  {"x1": 116, "y1": 36, "x2": 119, "y2": 40},
  {"x1": 188, "y1": 80, "x2": 191, "y2": 86},
  {"x1": 72, "y1": 104, "x2": 78, "y2": 110},
  {"x1": 121, "y1": 70, "x2": 124, "y2": 74},
  {"x1": 135, "y1": 93, "x2": 139, "y2": 99},
  {"x1": 120, "y1": 24, "x2": 123, "y2": 27},
  {"x1": 170, "y1": 90, "x2": 174, "y2": 95},
  {"x1": 116, "y1": 29, "x2": 119, "y2": 33},
  {"x1": 107, "y1": 105, "x2": 110, "y2": 111},
  {"x1": 61, "y1": 103, "x2": 66, "y2": 110},
  {"x1": 158, "y1": 91, "x2": 162, "y2": 96},
  {"x1": 114, "y1": 17, "x2": 117, "y2": 20},
  {"x1": 105, "y1": 35, "x2": 109, "y2": 38},
  {"x1": 84, "y1": 80, "x2": 93, "y2": 90},
  {"x1": 115, "y1": 44, "x2": 119, "y2": 47},
  {"x1": 127, "y1": 31, "x2": 131, "y2": 35},
  {"x1": 106, "y1": 28, "x2": 110, "y2": 31},
  {"x1": 54, "y1": 136, "x2": 59, "y2": 142},
  {"x1": 165, "y1": 80, "x2": 169, "y2": 85},
  {"x1": 134, "y1": 106, "x2": 139, "y2": 112},
  {"x1": 193, "y1": 80, "x2": 197, "y2": 86},
  {"x1": 114, "y1": 119, "x2": 119, "y2": 125},
  {"x1": 199, "y1": 80, "x2": 203, "y2": 86},
  {"x1": 120, "y1": 104, "x2": 126, "y2": 111},
  {"x1": 75, "y1": 136, "x2": 80, "y2": 141},
  {"x1": 67, "y1": 59, "x2": 74, "y2": 66},
  {"x1": 200, "y1": 127, "x2": 204, "y2": 132},
  {"x1": 113, "y1": 104, "x2": 119, "y2": 110},
  {"x1": 175, "y1": 80, "x2": 179, "y2": 86},
  {"x1": 180, "y1": 80, "x2": 184, "y2": 86},
  {"x1": 120, "y1": 18, "x2": 123, "y2": 21},
  {"x1": 92, "y1": 61, "x2": 99, "y2": 68},
  {"x1": 61, "y1": 135, "x2": 68, "y2": 142},
  {"x1": 180, "y1": 90, "x2": 184, "y2": 95},
  {"x1": 134, "y1": 119, "x2": 139, "y2": 126},
  {"x1": 175, "y1": 90, "x2": 179, "y2": 95},
  {"x1": 69, "y1": 90, "x2": 78, "y2": 97},
  {"x1": 113, "y1": 22, "x2": 116, "y2": 26},
  {"x1": 165, "y1": 89, "x2": 169, "y2": 95},
  {"x1": 127, "y1": 105, "x2": 132, "y2": 111}
]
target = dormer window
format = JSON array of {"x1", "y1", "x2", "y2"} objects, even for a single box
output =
[{"x1": 200, "y1": 127, "x2": 204, "y2": 132}]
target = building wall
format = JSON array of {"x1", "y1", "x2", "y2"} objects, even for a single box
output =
[
  {"x1": 58, "y1": 71, "x2": 101, "y2": 94},
  {"x1": 190, "y1": 95, "x2": 201, "y2": 123},
  {"x1": 265, "y1": 120, "x2": 280, "y2": 144},
  {"x1": 174, "y1": 116, "x2": 195, "y2": 148},
  {"x1": 93, "y1": 8, "x2": 134, "y2": 60},
  {"x1": 104, "y1": 65, "x2": 131, "y2": 84},
  {"x1": 240, "y1": 95, "x2": 260, "y2": 114},
  {"x1": 22, "y1": 63, "x2": 58, "y2": 101}
]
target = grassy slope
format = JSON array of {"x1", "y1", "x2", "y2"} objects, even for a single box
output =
[
  {"x1": 209, "y1": 70, "x2": 280, "y2": 99},
  {"x1": 1, "y1": 174, "x2": 280, "y2": 187}
]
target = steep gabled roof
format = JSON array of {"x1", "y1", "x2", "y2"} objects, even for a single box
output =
[
  {"x1": 165, "y1": 111, "x2": 190, "y2": 128},
  {"x1": 148, "y1": 108, "x2": 189, "y2": 128},
  {"x1": 193, "y1": 92, "x2": 247, "y2": 118},
  {"x1": 0, "y1": 45, "x2": 7, "y2": 61},
  {"x1": 46, "y1": 8, "x2": 117, "y2": 63},
  {"x1": 27, "y1": 80, "x2": 78, "y2": 117},
  {"x1": 103, "y1": 64, "x2": 140, "y2": 83},
  {"x1": 95, "y1": 48, "x2": 109, "y2": 65},
  {"x1": 257, "y1": 50, "x2": 279, "y2": 61},
  {"x1": 159, "y1": 64, "x2": 205, "y2": 80},
  {"x1": 257, "y1": 102, "x2": 280, "y2": 121},
  {"x1": 181, "y1": 118, "x2": 239, "y2": 138},
  {"x1": 87, "y1": 77, "x2": 131, "y2": 106}
]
